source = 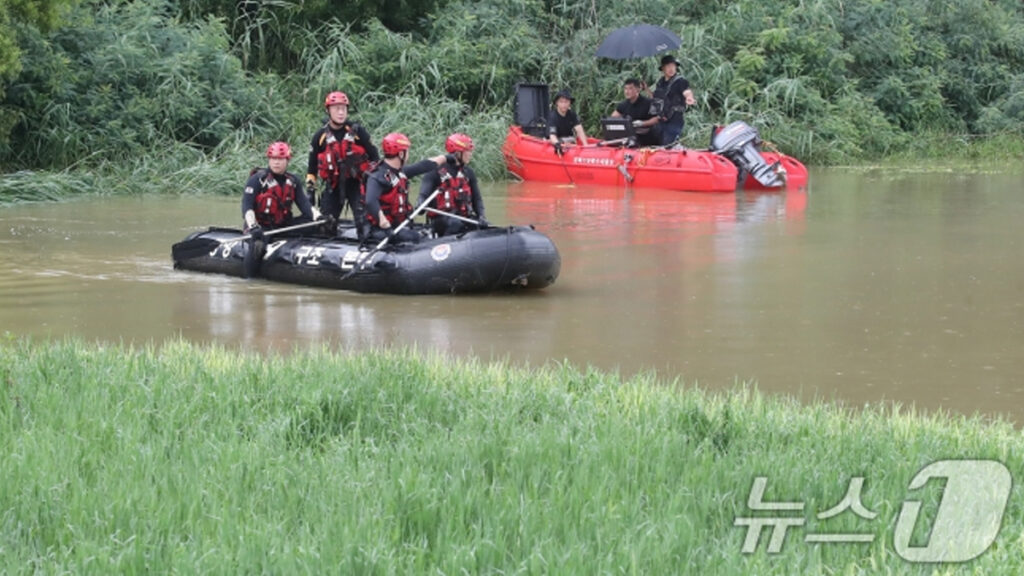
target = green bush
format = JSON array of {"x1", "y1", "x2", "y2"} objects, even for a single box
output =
[
  {"x1": 2, "y1": 0, "x2": 280, "y2": 167},
  {"x1": 5, "y1": 0, "x2": 1024, "y2": 175}
]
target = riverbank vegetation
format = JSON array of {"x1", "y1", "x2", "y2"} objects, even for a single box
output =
[
  {"x1": 1, "y1": 337, "x2": 1021, "y2": 572},
  {"x1": 1, "y1": 0, "x2": 1023, "y2": 201}
]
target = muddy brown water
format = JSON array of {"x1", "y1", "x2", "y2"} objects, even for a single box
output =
[{"x1": 2, "y1": 168, "x2": 1023, "y2": 422}]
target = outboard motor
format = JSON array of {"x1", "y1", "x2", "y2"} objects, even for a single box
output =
[{"x1": 709, "y1": 121, "x2": 785, "y2": 188}]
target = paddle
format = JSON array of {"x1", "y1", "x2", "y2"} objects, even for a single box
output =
[
  {"x1": 172, "y1": 220, "x2": 324, "y2": 262},
  {"x1": 341, "y1": 188, "x2": 441, "y2": 280},
  {"x1": 423, "y1": 207, "x2": 489, "y2": 228}
]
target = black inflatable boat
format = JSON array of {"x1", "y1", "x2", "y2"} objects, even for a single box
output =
[{"x1": 171, "y1": 224, "x2": 561, "y2": 294}]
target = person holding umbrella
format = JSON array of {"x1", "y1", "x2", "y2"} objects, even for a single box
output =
[
  {"x1": 547, "y1": 89, "x2": 589, "y2": 155},
  {"x1": 650, "y1": 54, "x2": 696, "y2": 146}
]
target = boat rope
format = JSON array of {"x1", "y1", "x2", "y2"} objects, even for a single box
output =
[
  {"x1": 636, "y1": 148, "x2": 653, "y2": 167},
  {"x1": 501, "y1": 140, "x2": 525, "y2": 170},
  {"x1": 492, "y1": 227, "x2": 513, "y2": 291}
]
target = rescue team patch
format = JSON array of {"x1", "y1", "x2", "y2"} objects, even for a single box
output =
[{"x1": 430, "y1": 244, "x2": 452, "y2": 262}]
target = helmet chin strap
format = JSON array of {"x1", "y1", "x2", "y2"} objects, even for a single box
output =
[{"x1": 398, "y1": 150, "x2": 408, "y2": 165}]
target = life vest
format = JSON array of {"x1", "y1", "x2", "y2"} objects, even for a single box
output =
[
  {"x1": 252, "y1": 169, "x2": 296, "y2": 227},
  {"x1": 369, "y1": 166, "x2": 411, "y2": 226},
  {"x1": 650, "y1": 75, "x2": 686, "y2": 119},
  {"x1": 317, "y1": 123, "x2": 370, "y2": 189},
  {"x1": 428, "y1": 165, "x2": 473, "y2": 219}
]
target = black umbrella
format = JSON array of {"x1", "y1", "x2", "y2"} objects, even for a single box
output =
[{"x1": 595, "y1": 24, "x2": 682, "y2": 60}]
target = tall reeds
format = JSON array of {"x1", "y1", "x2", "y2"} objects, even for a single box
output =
[{"x1": 4, "y1": 0, "x2": 1024, "y2": 188}]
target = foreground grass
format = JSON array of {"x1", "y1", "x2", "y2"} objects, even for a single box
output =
[{"x1": 1, "y1": 339, "x2": 1022, "y2": 574}]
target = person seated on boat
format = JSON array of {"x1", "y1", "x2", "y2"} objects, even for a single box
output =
[
  {"x1": 611, "y1": 78, "x2": 660, "y2": 147},
  {"x1": 364, "y1": 132, "x2": 453, "y2": 245},
  {"x1": 242, "y1": 141, "x2": 322, "y2": 241},
  {"x1": 305, "y1": 91, "x2": 379, "y2": 238},
  {"x1": 418, "y1": 133, "x2": 488, "y2": 237},
  {"x1": 546, "y1": 88, "x2": 589, "y2": 156},
  {"x1": 650, "y1": 54, "x2": 696, "y2": 146}
]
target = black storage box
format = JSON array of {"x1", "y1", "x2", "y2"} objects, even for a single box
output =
[{"x1": 514, "y1": 83, "x2": 550, "y2": 138}]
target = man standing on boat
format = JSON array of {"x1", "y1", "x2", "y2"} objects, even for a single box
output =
[
  {"x1": 418, "y1": 133, "x2": 488, "y2": 237},
  {"x1": 364, "y1": 132, "x2": 453, "y2": 245},
  {"x1": 611, "y1": 78, "x2": 660, "y2": 147},
  {"x1": 305, "y1": 91, "x2": 379, "y2": 238},
  {"x1": 547, "y1": 89, "x2": 589, "y2": 155},
  {"x1": 651, "y1": 55, "x2": 696, "y2": 146}
]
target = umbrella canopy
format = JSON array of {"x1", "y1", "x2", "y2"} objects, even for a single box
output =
[{"x1": 595, "y1": 24, "x2": 682, "y2": 60}]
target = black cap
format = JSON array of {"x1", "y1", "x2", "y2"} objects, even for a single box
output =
[
  {"x1": 659, "y1": 54, "x2": 680, "y2": 70},
  {"x1": 553, "y1": 89, "x2": 575, "y2": 103}
]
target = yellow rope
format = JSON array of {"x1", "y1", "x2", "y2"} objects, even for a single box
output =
[{"x1": 761, "y1": 139, "x2": 781, "y2": 154}]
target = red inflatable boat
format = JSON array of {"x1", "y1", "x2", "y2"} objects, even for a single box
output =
[{"x1": 501, "y1": 124, "x2": 808, "y2": 193}]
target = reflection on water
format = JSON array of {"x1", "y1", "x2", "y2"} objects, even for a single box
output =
[
  {"x1": 174, "y1": 282, "x2": 559, "y2": 359},
  {"x1": 2, "y1": 170, "x2": 1023, "y2": 423}
]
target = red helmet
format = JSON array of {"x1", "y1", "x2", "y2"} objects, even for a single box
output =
[
  {"x1": 324, "y1": 91, "x2": 349, "y2": 108},
  {"x1": 266, "y1": 141, "x2": 292, "y2": 159},
  {"x1": 381, "y1": 132, "x2": 411, "y2": 156},
  {"x1": 445, "y1": 133, "x2": 474, "y2": 153}
]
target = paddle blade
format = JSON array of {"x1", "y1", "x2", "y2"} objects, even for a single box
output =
[{"x1": 171, "y1": 237, "x2": 223, "y2": 262}]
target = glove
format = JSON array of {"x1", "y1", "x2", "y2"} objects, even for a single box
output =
[
  {"x1": 311, "y1": 206, "x2": 323, "y2": 221},
  {"x1": 553, "y1": 142, "x2": 564, "y2": 156},
  {"x1": 477, "y1": 217, "x2": 490, "y2": 229},
  {"x1": 247, "y1": 224, "x2": 263, "y2": 241},
  {"x1": 243, "y1": 209, "x2": 260, "y2": 236},
  {"x1": 632, "y1": 120, "x2": 644, "y2": 128},
  {"x1": 319, "y1": 215, "x2": 337, "y2": 236},
  {"x1": 378, "y1": 210, "x2": 391, "y2": 229}
]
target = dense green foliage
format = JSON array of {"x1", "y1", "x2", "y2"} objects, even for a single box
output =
[
  {"x1": 1, "y1": 0, "x2": 1023, "y2": 180},
  {"x1": 0, "y1": 0, "x2": 74, "y2": 81},
  {"x1": 177, "y1": 0, "x2": 444, "y2": 70},
  {"x1": 0, "y1": 0, "x2": 76, "y2": 143},
  {"x1": 3, "y1": 1, "x2": 281, "y2": 166},
  {"x1": 2, "y1": 338, "x2": 1023, "y2": 572}
]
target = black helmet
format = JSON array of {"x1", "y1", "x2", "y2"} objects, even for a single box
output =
[{"x1": 659, "y1": 54, "x2": 680, "y2": 70}]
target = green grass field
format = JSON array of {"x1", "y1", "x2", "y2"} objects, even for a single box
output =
[{"x1": 1, "y1": 338, "x2": 1021, "y2": 574}]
